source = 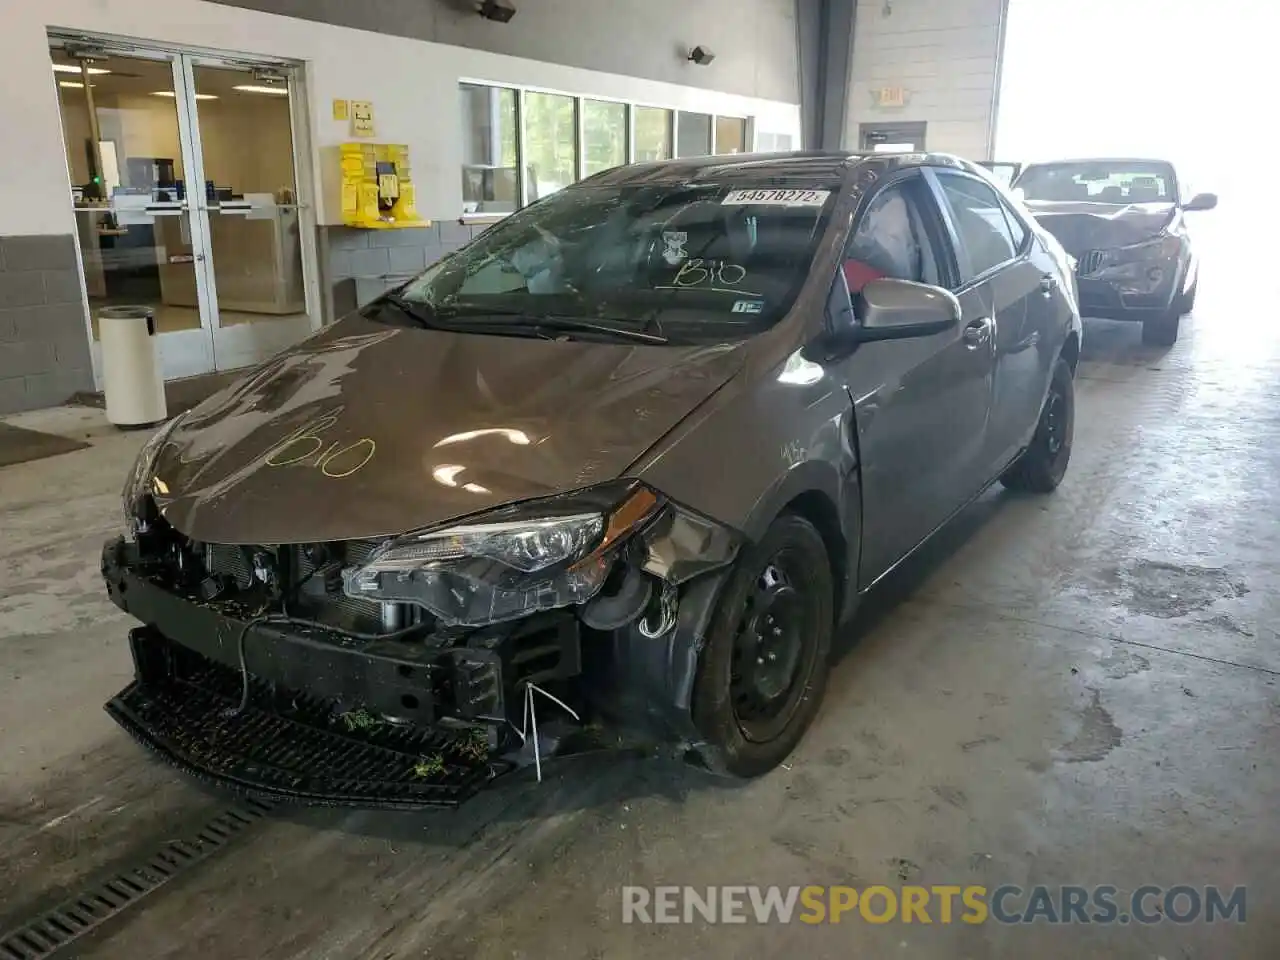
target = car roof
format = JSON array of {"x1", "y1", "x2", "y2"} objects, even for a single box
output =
[
  {"x1": 585, "y1": 151, "x2": 985, "y2": 189},
  {"x1": 1022, "y1": 157, "x2": 1177, "y2": 167}
]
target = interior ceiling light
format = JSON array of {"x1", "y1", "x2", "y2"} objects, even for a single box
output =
[
  {"x1": 59, "y1": 81, "x2": 94, "y2": 89},
  {"x1": 53, "y1": 63, "x2": 109, "y2": 75},
  {"x1": 152, "y1": 91, "x2": 219, "y2": 100},
  {"x1": 233, "y1": 84, "x2": 289, "y2": 95}
]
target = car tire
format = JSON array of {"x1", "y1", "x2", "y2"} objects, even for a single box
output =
[
  {"x1": 690, "y1": 513, "x2": 834, "y2": 778},
  {"x1": 1142, "y1": 310, "x2": 1181, "y2": 346},
  {"x1": 1000, "y1": 356, "x2": 1075, "y2": 494}
]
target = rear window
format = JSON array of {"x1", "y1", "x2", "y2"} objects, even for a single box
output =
[
  {"x1": 399, "y1": 181, "x2": 838, "y2": 337},
  {"x1": 1016, "y1": 161, "x2": 1176, "y2": 204}
]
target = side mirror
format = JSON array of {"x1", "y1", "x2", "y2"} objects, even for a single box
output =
[
  {"x1": 856, "y1": 278, "x2": 961, "y2": 341},
  {"x1": 1184, "y1": 192, "x2": 1218, "y2": 212}
]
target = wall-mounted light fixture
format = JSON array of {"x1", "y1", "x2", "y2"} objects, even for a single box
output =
[
  {"x1": 687, "y1": 45, "x2": 716, "y2": 66},
  {"x1": 478, "y1": 0, "x2": 517, "y2": 22}
]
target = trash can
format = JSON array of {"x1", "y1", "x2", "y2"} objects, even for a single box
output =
[{"x1": 99, "y1": 306, "x2": 167, "y2": 428}]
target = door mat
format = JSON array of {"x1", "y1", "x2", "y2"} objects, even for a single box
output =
[{"x1": 0, "y1": 423, "x2": 90, "y2": 469}]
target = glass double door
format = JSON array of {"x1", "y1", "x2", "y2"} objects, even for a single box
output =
[{"x1": 52, "y1": 42, "x2": 313, "y2": 381}]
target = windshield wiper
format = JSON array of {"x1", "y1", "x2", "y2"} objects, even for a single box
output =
[
  {"x1": 448, "y1": 307, "x2": 668, "y2": 344},
  {"x1": 378, "y1": 296, "x2": 667, "y2": 344},
  {"x1": 375, "y1": 292, "x2": 456, "y2": 329}
]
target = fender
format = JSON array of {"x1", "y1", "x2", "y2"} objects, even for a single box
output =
[{"x1": 740, "y1": 445, "x2": 863, "y2": 624}]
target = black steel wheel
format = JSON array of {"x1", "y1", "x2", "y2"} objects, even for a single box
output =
[
  {"x1": 691, "y1": 514, "x2": 833, "y2": 778},
  {"x1": 1000, "y1": 356, "x2": 1075, "y2": 493}
]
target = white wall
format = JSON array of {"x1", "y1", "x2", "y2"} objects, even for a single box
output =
[
  {"x1": 845, "y1": 0, "x2": 1008, "y2": 160},
  {"x1": 0, "y1": 0, "x2": 802, "y2": 237}
]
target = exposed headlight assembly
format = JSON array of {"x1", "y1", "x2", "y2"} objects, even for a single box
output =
[
  {"x1": 343, "y1": 481, "x2": 741, "y2": 628},
  {"x1": 122, "y1": 415, "x2": 182, "y2": 533}
]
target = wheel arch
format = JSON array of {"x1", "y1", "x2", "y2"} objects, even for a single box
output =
[{"x1": 741, "y1": 460, "x2": 860, "y2": 625}]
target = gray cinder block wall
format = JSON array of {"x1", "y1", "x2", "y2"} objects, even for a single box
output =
[
  {"x1": 0, "y1": 235, "x2": 94, "y2": 415},
  {"x1": 321, "y1": 219, "x2": 492, "y2": 317},
  {"x1": 0, "y1": 221, "x2": 493, "y2": 416}
]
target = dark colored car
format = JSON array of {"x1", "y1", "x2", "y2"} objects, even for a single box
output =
[
  {"x1": 103, "y1": 152, "x2": 1082, "y2": 808},
  {"x1": 1010, "y1": 158, "x2": 1216, "y2": 345}
]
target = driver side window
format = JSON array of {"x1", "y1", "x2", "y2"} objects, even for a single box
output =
[{"x1": 842, "y1": 179, "x2": 942, "y2": 296}]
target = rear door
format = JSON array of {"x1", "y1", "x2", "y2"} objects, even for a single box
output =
[
  {"x1": 925, "y1": 168, "x2": 1051, "y2": 478},
  {"x1": 831, "y1": 171, "x2": 995, "y2": 585}
]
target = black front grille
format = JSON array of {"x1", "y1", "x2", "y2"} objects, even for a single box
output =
[{"x1": 1077, "y1": 250, "x2": 1105, "y2": 276}]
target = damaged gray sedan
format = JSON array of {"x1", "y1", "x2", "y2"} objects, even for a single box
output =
[{"x1": 103, "y1": 152, "x2": 1081, "y2": 808}]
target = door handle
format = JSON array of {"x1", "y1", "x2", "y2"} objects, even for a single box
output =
[
  {"x1": 1039, "y1": 274, "x2": 1058, "y2": 296},
  {"x1": 962, "y1": 318, "x2": 992, "y2": 348}
]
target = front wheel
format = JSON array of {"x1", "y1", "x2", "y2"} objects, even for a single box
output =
[
  {"x1": 690, "y1": 514, "x2": 834, "y2": 778},
  {"x1": 1000, "y1": 356, "x2": 1075, "y2": 493}
]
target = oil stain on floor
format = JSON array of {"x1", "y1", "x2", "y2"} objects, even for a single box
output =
[{"x1": 1096, "y1": 558, "x2": 1249, "y2": 619}]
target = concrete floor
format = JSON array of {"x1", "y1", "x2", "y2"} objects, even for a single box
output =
[{"x1": 2, "y1": 223, "x2": 1277, "y2": 958}]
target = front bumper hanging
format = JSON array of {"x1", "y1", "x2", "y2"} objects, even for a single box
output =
[
  {"x1": 100, "y1": 537, "x2": 584, "y2": 809},
  {"x1": 108, "y1": 630, "x2": 509, "y2": 809},
  {"x1": 100, "y1": 532, "x2": 733, "y2": 809}
]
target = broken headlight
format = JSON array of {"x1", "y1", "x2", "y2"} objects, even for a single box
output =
[
  {"x1": 343, "y1": 482, "x2": 665, "y2": 627},
  {"x1": 1103, "y1": 233, "x2": 1181, "y2": 267},
  {"x1": 122, "y1": 415, "x2": 181, "y2": 533}
]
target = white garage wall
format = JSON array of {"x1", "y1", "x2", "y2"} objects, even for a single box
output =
[
  {"x1": 0, "y1": 0, "x2": 802, "y2": 237},
  {"x1": 844, "y1": 0, "x2": 1008, "y2": 160}
]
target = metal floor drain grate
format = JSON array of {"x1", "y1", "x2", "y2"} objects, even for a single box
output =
[{"x1": 0, "y1": 798, "x2": 273, "y2": 960}]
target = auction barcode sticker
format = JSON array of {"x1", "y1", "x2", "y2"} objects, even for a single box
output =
[{"x1": 722, "y1": 189, "x2": 830, "y2": 207}]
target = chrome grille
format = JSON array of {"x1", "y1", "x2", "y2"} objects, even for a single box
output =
[{"x1": 1077, "y1": 250, "x2": 1105, "y2": 276}]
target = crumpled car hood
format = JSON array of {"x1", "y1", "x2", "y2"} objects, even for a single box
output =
[
  {"x1": 1024, "y1": 200, "x2": 1176, "y2": 254},
  {"x1": 149, "y1": 315, "x2": 745, "y2": 544}
]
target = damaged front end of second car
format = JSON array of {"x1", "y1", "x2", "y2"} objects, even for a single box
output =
[{"x1": 102, "y1": 420, "x2": 743, "y2": 808}]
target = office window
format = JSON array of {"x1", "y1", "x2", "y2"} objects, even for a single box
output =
[
  {"x1": 676, "y1": 112, "x2": 712, "y2": 157},
  {"x1": 583, "y1": 99, "x2": 626, "y2": 176},
  {"x1": 714, "y1": 116, "x2": 747, "y2": 154},
  {"x1": 524, "y1": 91, "x2": 578, "y2": 201},
  {"x1": 757, "y1": 132, "x2": 793, "y2": 152},
  {"x1": 634, "y1": 106, "x2": 672, "y2": 162},
  {"x1": 460, "y1": 83, "x2": 518, "y2": 213}
]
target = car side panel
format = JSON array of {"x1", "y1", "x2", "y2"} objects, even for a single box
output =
[
  {"x1": 843, "y1": 283, "x2": 992, "y2": 585},
  {"x1": 631, "y1": 337, "x2": 862, "y2": 604}
]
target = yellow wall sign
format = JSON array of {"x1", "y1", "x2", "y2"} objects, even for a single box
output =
[
  {"x1": 332, "y1": 99, "x2": 349, "y2": 121},
  {"x1": 351, "y1": 100, "x2": 375, "y2": 138},
  {"x1": 338, "y1": 142, "x2": 426, "y2": 229}
]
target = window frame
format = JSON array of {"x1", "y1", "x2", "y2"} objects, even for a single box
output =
[
  {"x1": 457, "y1": 78, "x2": 768, "y2": 219},
  {"x1": 923, "y1": 167, "x2": 1031, "y2": 289},
  {"x1": 824, "y1": 169, "x2": 960, "y2": 337},
  {"x1": 842, "y1": 169, "x2": 961, "y2": 294}
]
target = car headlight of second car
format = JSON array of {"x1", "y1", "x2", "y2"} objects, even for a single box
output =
[{"x1": 1103, "y1": 233, "x2": 1181, "y2": 267}]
